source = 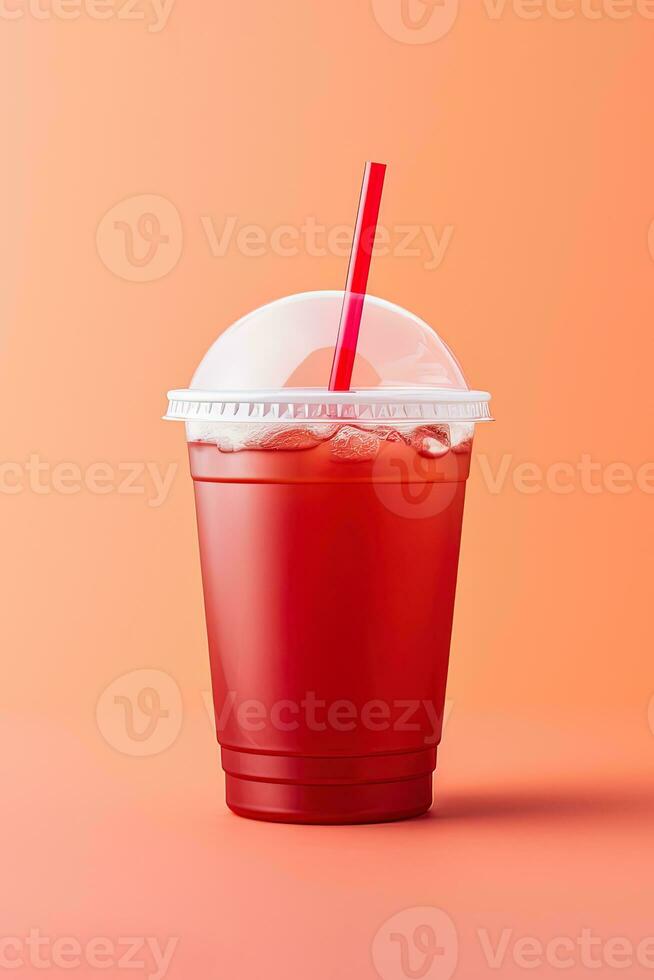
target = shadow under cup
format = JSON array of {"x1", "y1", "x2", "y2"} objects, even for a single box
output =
[{"x1": 189, "y1": 424, "x2": 473, "y2": 824}]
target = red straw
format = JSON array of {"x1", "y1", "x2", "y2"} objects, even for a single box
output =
[{"x1": 328, "y1": 161, "x2": 387, "y2": 391}]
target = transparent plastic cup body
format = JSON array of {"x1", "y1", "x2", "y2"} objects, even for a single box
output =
[{"x1": 166, "y1": 292, "x2": 491, "y2": 823}]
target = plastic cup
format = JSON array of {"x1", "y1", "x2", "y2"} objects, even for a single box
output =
[{"x1": 165, "y1": 291, "x2": 491, "y2": 823}]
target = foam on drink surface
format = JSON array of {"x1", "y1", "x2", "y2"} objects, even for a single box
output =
[{"x1": 187, "y1": 421, "x2": 473, "y2": 460}]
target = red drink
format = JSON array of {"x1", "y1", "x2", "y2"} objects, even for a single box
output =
[
  {"x1": 165, "y1": 285, "x2": 492, "y2": 821},
  {"x1": 189, "y1": 423, "x2": 472, "y2": 824}
]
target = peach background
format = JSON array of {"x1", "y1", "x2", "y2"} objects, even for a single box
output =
[{"x1": 2, "y1": 2, "x2": 654, "y2": 978}]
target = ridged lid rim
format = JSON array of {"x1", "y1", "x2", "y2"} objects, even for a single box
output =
[{"x1": 164, "y1": 388, "x2": 493, "y2": 424}]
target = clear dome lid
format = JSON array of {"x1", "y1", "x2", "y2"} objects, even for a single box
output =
[{"x1": 165, "y1": 291, "x2": 491, "y2": 424}]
